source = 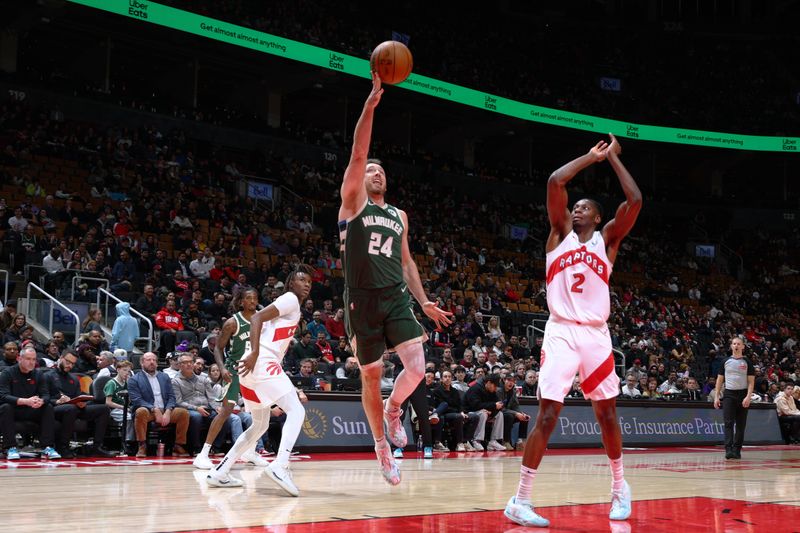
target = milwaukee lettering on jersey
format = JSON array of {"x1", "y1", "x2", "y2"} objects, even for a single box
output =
[
  {"x1": 272, "y1": 325, "x2": 297, "y2": 342},
  {"x1": 360, "y1": 215, "x2": 403, "y2": 236},
  {"x1": 546, "y1": 246, "x2": 609, "y2": 285}
]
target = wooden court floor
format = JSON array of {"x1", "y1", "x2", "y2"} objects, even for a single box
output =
[{"x1": 1, "y1": 446, "x2": 798, "y2": 532}]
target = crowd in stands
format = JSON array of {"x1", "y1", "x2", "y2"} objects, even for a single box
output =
[{"x1": 1, "y1": 65, "x2": 799, "y2": 457}]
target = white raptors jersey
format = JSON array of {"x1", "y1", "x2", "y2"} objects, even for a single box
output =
[
  {"x1": 241, "y1": 292, "x2": 300, "y2": 382},
  {"x1": 545, "y1": 231, "x2": 612, "y2": 325}
]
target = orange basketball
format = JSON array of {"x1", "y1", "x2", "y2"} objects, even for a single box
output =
[{"x1": 370, "y1": 41, "x2": 413, "y2": 85}]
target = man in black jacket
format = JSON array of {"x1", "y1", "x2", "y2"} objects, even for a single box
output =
[
  {"x1": 432, "y1": 370, "x2": 472, "y2": 451},
  {"x1": 49, "y1": 350, "x2": 114, "y2": 457},
  {"x1": 464, "y1": 374, "x2": 505, "y2": 451},
  {"x1": 0, "y1": 347, "x2": 61, "y2": 459}
]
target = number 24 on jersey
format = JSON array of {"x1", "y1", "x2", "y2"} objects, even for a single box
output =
[{"x1": 368, "y1": 232, "x2": 393, "y2": 258}]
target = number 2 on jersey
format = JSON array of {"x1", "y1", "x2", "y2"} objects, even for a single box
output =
[
  {"x1": 570, "y1": 273, "x2": 585, "y2": 293},
  {"x1": 368, "y1": 232, "x2": 393, "y2": 258}
]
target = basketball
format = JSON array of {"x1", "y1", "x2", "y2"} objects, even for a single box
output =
[{"x1": 370, "y1": 41, "x2": 413, "y2": 85}]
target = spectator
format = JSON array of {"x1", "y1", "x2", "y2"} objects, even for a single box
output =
[
  {"x1": 95, "y1": 351, "x2": 116, "y2": 379},
  {"x1": 193, "y1": 356, "x2": 206, "y2": 377},
  {"x1": 432, "y1": 369, "x2": 472, "y2": 452},
  {"x1": 520, "y1": 370, "x2": 538, "y2": 397},
  {"x1": 464, "y1": 374, "x2": 505, "y2": 451},
  {"x1": 0, "y1": 342, "x2": 20, "y2": 371},
  {"x1": 3, "y1": 314, "x2": 27, "y2": 344},
  {"x1": 325, "y1": 308, "x2": 346, "y2": 340},
  {"x1": 134, "y1": 284, "x2": 163, "y2": 321},
  {"x1": 307, "y1": 311, "x2": 330, "y2": 340},
  {"x1": 626, "y1": 359, "x2": 647, "y2": 382},
  {"x1": 335, "y1": 356, "x2": 360, "y2": 379},
  {"x1": 104, "y1": 359, "x2": 135, "y2": 441},
  {"x1": 155, "y1": 300, "x2": 184, "y2": 357},
  {"x1": 189, "y1": 249, "x2": 214, "y2": 280},
  {"x1": 643, "y1": 380, "x2": 663, "y2": 400},
  {"x1": 775, "y1": 384, "x2": 800, "y2": 444},
  {"x1": 49, "y1": 350, "x2": 114, "y2": 457},
  {"x1": 127, "y1": 351, "x2": 190, "y2": 458},
  {"x1": 172, "y1": 353, "x2": 231, "y2": 453},
  {"x1": 683, "y1": 377, "x2": 704, "y2": 401},
  {"x1": 76, "y1": 329, "x2": 110, "y2": 374},
  {"x1": 620, "y1": 375, "x2": 642, "y2": 398},
  {"x1": 331, "y1": 336, "x2": 351, "y2": 363},
  {"x1": 163, "y1": 353, "x2": 181, "y2": 379},
  {"x1": 0, "y1": 347, "x2": 62, "y2": 459},
  {"x1": 486, "y1": 316, "x2": 505, "y2": 342},
  {"x1": 295, "y1": 358, "x2": 320, "y2": 391},
  {"x1": 289, "y1": 332, "x2": 316, "y2": 371},
  {"x1": 312, "y1": 331, "x2": 334, "y2": 363},
  {"x1": 111, "y1": 302, "x2": 139, "y2": 353},
  {"x1": 110, "y1": 249, "x2": 136, "y2": 294},
  {"x1": 499, "y1": 374, "x2": 530, "y2": 449},
  {"x1": 81, "y1": 307, "x2": 105, "y2": 334}
]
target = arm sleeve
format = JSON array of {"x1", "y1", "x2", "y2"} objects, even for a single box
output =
[
  {"x1": 746, "y1": 359, "x2": 755, "y2": 376},
  {"x1": 717, "y1": 358, "x2": 727, "y2": 377}
]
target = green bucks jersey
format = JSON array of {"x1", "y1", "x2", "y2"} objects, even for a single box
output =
[
  {"x1": 226, "y1": 312, "x2": 252, "y2": 363},
  {"x1": 339, "y1": 199, "x2": 404, "y2": 289}
]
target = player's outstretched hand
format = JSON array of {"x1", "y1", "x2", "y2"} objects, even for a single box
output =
[
  {"x1": 604, "y1": 133, "x2": 622, "y2": 157},
  {"x1": 221, "y1": 367, "x2": 232, "y2": 384},
  {"x1": 365, "y1": 70, "x2": 383, "y2": 109},
  {"x1": 238, "y1": 352, "x2": 257, "y2": 378},
  {"x1": 423, "y1": 301, "x2": 453, "y2": 329},
  {"x1": 588, "y1": 140, "x2": 609, "y2": 162}
]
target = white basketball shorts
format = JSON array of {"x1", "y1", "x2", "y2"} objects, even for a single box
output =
[
  {"x1": 239, "y1": 354, "x2": 296, "y2": 411},
  {"x1": 538, "y1": 319, "x2": 619, "y2": 402}
]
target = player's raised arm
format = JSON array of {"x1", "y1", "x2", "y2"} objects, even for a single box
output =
[
  {"x1": 341, "y1": 71, "x2": 383, "y2": 212},
  {"x1": 600, "y1": 133, "x2": 642, "y2": 262},
  {"x1": 547, "y1": 140, "x2": 608, "y2": 244},
  {"x1": 399, "y1": 210, "x2": 452, "y2": 329}
]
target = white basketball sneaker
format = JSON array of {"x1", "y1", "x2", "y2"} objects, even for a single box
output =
[
  {"x1": 375, "y1": 444, "x2": 401, "y2": 486},
  {"x1": 242, "y1": 450, "x2": 270, "y2": 467},
  {"x1": 504, "y1": 496, "x2": 550, "y2": 528},
  {"x1": 383, "y1": 399, "x2": 407, "y2": 448},
  {"x1": 266, "y1": 461, "x2": 299, "y2": 497},
  {"x1": 609, "y1": 481, "x2": 632, "y2": 520},
  {"x1": 193, "y1": 453, "x2": 214, "y2": 470},
  {"x1": 206, "y1": 471, "x2": 244, "y2": 488}
]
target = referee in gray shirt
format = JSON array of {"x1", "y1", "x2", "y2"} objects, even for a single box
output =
[{"x1": 713, "y1": 336, "x2": 755, "y2": 460}]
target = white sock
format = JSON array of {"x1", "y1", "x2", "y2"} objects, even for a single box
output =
[
  {"x1": 199, "y1": 443, "x2": 211, "y2": 457},
  {"x1": 610, "y1": 455, "x2": 625, "y2": 491},
  {"x1": 273, "y1": 391, "x2": 305, "y2": 468},
  {"x1": 516, "y1": 465, "x2": 537, "y2": 502}
]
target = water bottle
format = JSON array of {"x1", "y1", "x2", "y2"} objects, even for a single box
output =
[
  {"x1": 157, "y1": 442, "x2": 165, "y2": 457},
  {"x1": 417, "y1": 434, "x2": 424, "y2": 458}
]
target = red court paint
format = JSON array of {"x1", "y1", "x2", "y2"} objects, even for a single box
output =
[{"x1": 172, "y1": 497, "x2": 800, "y2": 532}]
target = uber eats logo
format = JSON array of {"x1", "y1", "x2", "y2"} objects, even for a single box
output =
[
  {"x1": 302, "y1": 408, "x2": 328, "y2": 439},
  {"x1": 128, "y1": 0, "x2": 149, "y2": 19}
]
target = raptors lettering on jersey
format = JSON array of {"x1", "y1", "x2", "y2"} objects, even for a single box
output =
[{"x1": 545, "y1": 231, "x2": 612, "y2": 326}]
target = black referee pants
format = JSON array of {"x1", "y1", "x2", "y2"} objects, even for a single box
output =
[{"x1": 722, "y1": 389, "x2": 749, "y2": 451}]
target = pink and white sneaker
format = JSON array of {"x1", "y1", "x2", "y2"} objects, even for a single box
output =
[{"x1": 383, "y1": 399, "x2": 407, "y2": 448}]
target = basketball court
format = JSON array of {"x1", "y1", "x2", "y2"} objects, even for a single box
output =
[{"x1": 2, "y1": 445, "x2": 798, "y2": 532}]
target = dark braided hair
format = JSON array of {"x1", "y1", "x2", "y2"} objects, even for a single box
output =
[{"x1": 286, "y1": 263, "x2": 315, "y2": 293}]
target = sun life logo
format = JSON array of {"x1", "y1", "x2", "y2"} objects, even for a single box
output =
[{"x1": 302, "y1": 407, "x2": 328, "y2": 439}]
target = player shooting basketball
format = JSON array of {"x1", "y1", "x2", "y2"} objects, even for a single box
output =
[{"x1": 505, "y1": 133, "x2": 642, "y2": 527}]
